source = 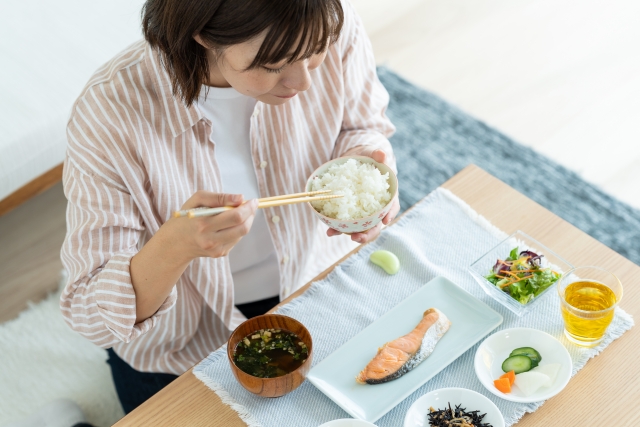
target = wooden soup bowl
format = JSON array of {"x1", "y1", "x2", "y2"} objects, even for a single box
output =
[{"x1": 227, "y1": 314, "x2": 313, "y2": 398}]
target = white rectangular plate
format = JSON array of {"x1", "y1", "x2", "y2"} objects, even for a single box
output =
[{"x1": 307, "y1": 276, "x2": 503, "y2": 423}]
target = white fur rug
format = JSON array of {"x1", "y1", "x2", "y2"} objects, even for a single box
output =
[{"x1": 0, "y1": 274, "x2": 123, "y2": 427}]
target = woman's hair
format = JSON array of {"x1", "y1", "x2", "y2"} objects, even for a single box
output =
[{"x1": 142, "y1": 0, "x2": 344, "y2": 106}]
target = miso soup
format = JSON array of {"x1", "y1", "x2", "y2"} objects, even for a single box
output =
[{"x1": 233, "y1": 328, "x2": 308, "y2": 378}]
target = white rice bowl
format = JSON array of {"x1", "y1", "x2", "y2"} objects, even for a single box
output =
[{"x1": 310, "y1": 159, "x2": 391, "y2": 220}]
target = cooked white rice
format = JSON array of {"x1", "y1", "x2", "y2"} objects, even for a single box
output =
[{"x1": 310, "y1": 159, "x2": 391, "y2": 220}]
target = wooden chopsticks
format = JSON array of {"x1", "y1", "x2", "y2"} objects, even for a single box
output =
[{"x1": 172, "y1": 190, "x2": 342, "y2": 219}]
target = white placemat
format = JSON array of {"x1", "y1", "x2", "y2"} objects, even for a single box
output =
[{"x1": 193, "y1": 188, "x2": 633, "y2": 427}]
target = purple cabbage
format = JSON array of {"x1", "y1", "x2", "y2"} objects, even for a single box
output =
[
  {"x1": 492, "y1": 259, "x2": 511, "y2": 275},
  {"x1": 519, "y1": 250, "x2": 543, "y2": 266}
]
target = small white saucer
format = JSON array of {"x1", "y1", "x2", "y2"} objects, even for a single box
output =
[
  {"x1": 318, "y1": 419, "x2": 377, "y2": 427},
  {"x1": 474, "y1": 327, "x2": 572, "y2": 403},
  {"x1": 403, "y1": 387, "x2": 504, "y2": 427}
]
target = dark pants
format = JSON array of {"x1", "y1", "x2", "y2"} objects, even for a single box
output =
[
  {"x1": 107, "y1": 296, "x2": 279, "y2": 414},
  {"x1": 106, "y1": 348, "x2": 178, "y2": 414},
  {"x1": 235, "y1": 295, "x2": 280, "y2": 319}
]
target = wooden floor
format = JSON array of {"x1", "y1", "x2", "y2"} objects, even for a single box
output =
[
  {"x1": 1, "y1": 0, "x2": 638, "y2": 323},
  {"x1": 351, "y1": 0, "x2": 640, "y2": 207},
  {"x1": 0, "y1": 183, "x2": 66, "y2": 322}
]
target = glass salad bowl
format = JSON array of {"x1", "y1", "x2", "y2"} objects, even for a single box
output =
[{"x1": 469, "y1": 231, "x2": 573, "y2": 316}]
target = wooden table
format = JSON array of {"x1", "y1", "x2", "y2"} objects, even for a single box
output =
[{"x1": 114, "y1": 165, "x2": 639, "y2": 426}]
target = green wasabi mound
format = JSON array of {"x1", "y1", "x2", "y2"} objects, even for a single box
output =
[{"x1": 370, "y1": 250, "x2": 400, "y2": 275}]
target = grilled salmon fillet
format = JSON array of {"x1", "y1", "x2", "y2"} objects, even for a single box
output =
[{"x1": 356, "y1": 308, "x2": 451, "y2": 384}]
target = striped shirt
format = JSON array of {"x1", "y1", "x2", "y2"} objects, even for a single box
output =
[{"x1": 60, "y1": 2, "x2": 395, "y2": 375}]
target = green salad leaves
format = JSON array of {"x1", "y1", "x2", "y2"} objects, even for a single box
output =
[{"x1": 485, "y1": 247, "x2": 560, "y2": 304}]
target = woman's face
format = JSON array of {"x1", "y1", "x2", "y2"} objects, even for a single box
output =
[{"x1": 195, "y1": 33, "x2": 327, "y2": 105}]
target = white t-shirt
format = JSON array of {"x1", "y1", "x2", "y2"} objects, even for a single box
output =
[{"x1": 197, "y1": 86, "x2": 280, "y2": 304}]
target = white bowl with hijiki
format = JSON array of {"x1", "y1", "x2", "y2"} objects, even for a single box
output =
[{"x1": 404, "y1": 387, "x2": 505, "y2": 427}]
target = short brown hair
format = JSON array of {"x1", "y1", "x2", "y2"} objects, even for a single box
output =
[{"x1": 142, "y1": 0, "x2": 344, "y2": 106}]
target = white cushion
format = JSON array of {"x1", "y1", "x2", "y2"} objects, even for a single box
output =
[{"x1": 0, "y1": 0, "x2": 146, "y2": 200}]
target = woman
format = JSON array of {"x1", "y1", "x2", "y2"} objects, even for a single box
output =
[{"x1": 60, "y1": 0, "x2": 397, "y2": 414}]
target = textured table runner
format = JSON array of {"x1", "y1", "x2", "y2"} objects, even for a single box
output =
[{"x1": 194, "y1": 188, "x2": 633, "y2": 427}]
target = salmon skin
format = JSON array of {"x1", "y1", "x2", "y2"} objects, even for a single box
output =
[{"x1": 356, "y1": 308, "x2": 451, "y2": 385}]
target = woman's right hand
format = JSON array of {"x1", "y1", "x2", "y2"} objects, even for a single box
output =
[
  {"x1": 130, "y1": 191, "x2": 256, "y2": 323},
  {"x1": 167, "y1": 191, "x2": 258, "y2": 261}
]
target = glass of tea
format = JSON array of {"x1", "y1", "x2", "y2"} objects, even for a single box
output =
[{"x1": 558, "y1": 266, "x2": 622, "y2": 347}]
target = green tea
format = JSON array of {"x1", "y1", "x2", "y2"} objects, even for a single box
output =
[{"x1": 561, "y1": 281, "x2": 616, "y2": 344}]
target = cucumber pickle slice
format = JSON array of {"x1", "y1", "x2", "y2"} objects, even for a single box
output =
[
  {"x1": 509, "y1": 347, "x2": 541, "y2": 367},
  {"x1": 501, "y1": 355, "x2": 533, "y2": 374}
]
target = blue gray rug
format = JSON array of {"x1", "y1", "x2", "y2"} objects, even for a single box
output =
[{"x1": 379, "y1": 67, "x2": 640, "y2": 265}]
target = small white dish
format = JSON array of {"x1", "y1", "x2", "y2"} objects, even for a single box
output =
[
  {"x1": 318, "y1": 419, "x2": 377, "y2": 427},
  {"x1": 474, "y1": 327, "x2": 572, "y2": 403},
  {"x1": 404, "y1": 387, "x2": 505, "y2": 427}
]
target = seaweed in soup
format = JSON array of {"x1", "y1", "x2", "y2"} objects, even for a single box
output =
[{"x1": 233, "y1": 329, "x2": 308, "y2": 378}]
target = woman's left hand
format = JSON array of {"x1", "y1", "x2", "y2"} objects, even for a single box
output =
[{"x1": 326, "y1": 148, "x2": 400, "y2": 244}]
